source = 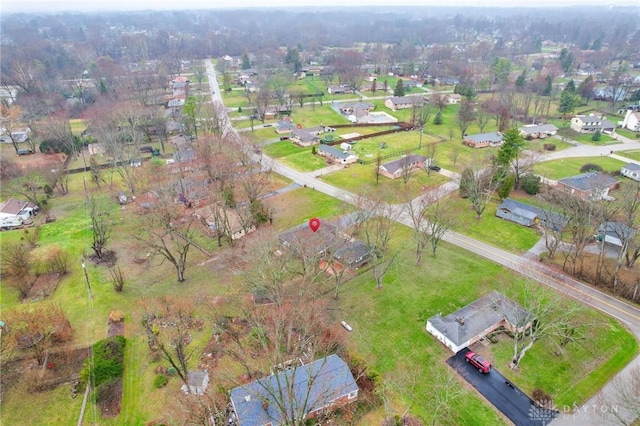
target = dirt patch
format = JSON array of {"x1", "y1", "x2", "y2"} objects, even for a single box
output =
[
  {"x1": 26, "y1": 272, "x2": 62, "y2": 301},
  {"x1": 97, "y1": 378, "x2": 123, "y2": 418}
]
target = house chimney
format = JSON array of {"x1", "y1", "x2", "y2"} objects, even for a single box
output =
[
  {"x1": 455, "y1": 316, "x2": 465, "y2": 326},
  {"x1": 244, "y1": 395, "x2": 251, "y2": 402}
]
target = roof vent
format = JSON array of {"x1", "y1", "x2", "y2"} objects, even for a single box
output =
[
  {"x1": 455, "y1": 316, "x2": 465, "y2": 326},
  {"x1": 244, "y1": 395, "x2": 251, "y2": 402}
]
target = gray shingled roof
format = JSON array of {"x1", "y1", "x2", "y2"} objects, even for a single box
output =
[
  {"x1": 520, "y1": 124, "x2": 558, "y2": 135},
  {"x1": 428, "y1": 291, "x2": 534, "y2": 348},
  {"x1": 317, "y1": 144, "x2": 353, "y2": 160},
  {"x1": 230, "y1": 354, "x2": 358, "y2": 426},
  {"x1": 623, "y1": 162, "x2": 640, "y2": 171},
  {"x1": 464, "y1": 132, "x2": 503, "y2": 143},
  {"x1": 497, "y1": 198, "x2": 567, "y2": 230},
  {"x1": 381, "y1": 154, "x2": 426, "y2": 174},
  {"x1": 558, "y1": 172, "x2": 619, "y2": 192}
]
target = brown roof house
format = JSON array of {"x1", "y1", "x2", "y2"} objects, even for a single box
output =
[
  {"x1": 384, "y1": 95, "x2": 426, "y2": 111},
  {"x1": 557, "y1": 171, "x2": 619, "y2": 201},
  {"x1": 378, "y1": 154, "x2": 427, "y2": 179},
  {"x1": 426, "y1": 291, "x2": 535, "y2": 353}
]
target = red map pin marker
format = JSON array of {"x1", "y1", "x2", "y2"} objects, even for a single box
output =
[{"x1": 309, "y1": 217, "x2": 320, "y2": 233}]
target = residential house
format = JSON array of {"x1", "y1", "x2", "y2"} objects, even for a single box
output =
[
  {"x1": 316, "y1": 144, "x2": 358, "y2": 165},
  {"x1": 496, "y1": 199, "x2": 566, "y2": 231},
  {"x1": 570, "y1": 114, "x2": 616, "y2": 134},
  {"x1": 333, "y1": 239, "x2": 371, "y2": 269},
  {"x1": 384, "y1": 95, "x2": 426, "y2": 111},
  {"x1": 621, "y1": 162, "x2": 640, "y2": 182},
  {"x1": 463, "y1": 132, "x2": 503, "y2": 148},
  {"x1": 621, "y1": 109, "x2": 640, "y2": 132},
  {"x1": 229, "y1": 354, "x2": 359, "y2": 426},
  {"x1": 0, "y1": 199, "x2": 38, "y2": 223},
  {"x1": 181, "y1": 370, "x2": 209, "y2": 395},
  {"x1": 446, "y1": 94, "x2": 462, "y2": 104},
  {"x1": 327, "y1": 85, "x2": 354, "y2": 95},
  {"x1": 426, "y1": 291, "x2": 535, "y2": 353},
  {"x1": 338, "y1": 101, "x2": 375, "y2": 116},
  {"x1": 279, "y1": 221, "x2": 369, "y2": 270},
  {"x1": 275, "y1": 119, "x2": 296, "y2": 134},
  {"x1": 597, "y1": 222, "x2": 636, "y2": 247},
  {"x1": 0, "y1": 127, "x2": 31, "y2": 143},
  {"x1": 195, "y1": 205, "x2": 255, "y2": 240},
  {"x1": 557, "y1": 171, "x2": 619, "y2": 200},
  {"x1": 378, "y1": 154, "x2": 427, "y2": 179},
  {"x1": 519, "y1": 124, "x2": 559, "y2": 139},
  {"x1": 291, "y1": 129, "x2": 321, "y2": 147}
]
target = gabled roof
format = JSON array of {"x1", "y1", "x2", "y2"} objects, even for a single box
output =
[
  {"x1": 558, "y1": 171, "x2": 619, "y2": 192},
  {"x1": 0, "y1": 199, "x2": 29, "y2": 215},
  {"x1": 230, "y1": 354, "x2": 358, "y2": 426},
  {"x1": 278, "y1": 221, "x2": 338, "y2": 257},
  {"x1": 520, "y1": 124, "x2": 558, "y2": 135},
  {"x1": 317, "y1": 144, "x2": 355, "y2": 161},
  {"x1": 334, "y1": 240, "x2": 370, "y2": 267},
  {"x1": 292, "y1": 129, "x2": 320, "y2": 143},
  {"x1": 381, "y1": 154, "x2": 426, "y2": 174},
  {"x1": 428, "y1": 291, "x2": 534, "y2": 348},
  {"x1": 497, "y1": 198, "x2": 567, "y2": 230},
  {"x1": 598, "y1": 222, "x2": 636, "y2": 241},
  {"x1": 622, "y1": 162, "x2": 640, "y2": 171},
  {"x1": 464, "y1": 132, "x2": 503, "y2": 143},
  {"x1": 387, "y1": 95, "x2": 424, "y2": 105}
]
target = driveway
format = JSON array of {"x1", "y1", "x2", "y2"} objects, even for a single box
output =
[{"x1": 448, "y1": 348, "x2": 558, "y2": 426}]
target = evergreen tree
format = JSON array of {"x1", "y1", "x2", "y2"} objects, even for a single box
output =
[
  {"x1": 433, "y1": 111, "x2": 443, "y2": 125},
  {"x1": 241, "y1": 53, "x2": 251, "y2": 70},
  {"x1": 498, "y1": 174, "x2": 515, "y2": 200},
  {"x1": 394, "y1": 79, "x2": 405, "y2": 97}
]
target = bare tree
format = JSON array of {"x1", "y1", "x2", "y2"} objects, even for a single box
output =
[
  {"x1": 86, "y1": 193, "x2": 113, "y2": 260},
  {"x1": 475, "y1": 104, "x2": 491, "y2": 133},
  {"x1": 0, "y1": 241, "x2": 37, "y2": 299},
  {"x1": 597, "y1": 365, "x2": 640, "y2": 426},
  {"x1": 1, "y1": 303, "x2": 73, "y2": 365},
  {"x1": 460, "y1": 166, "x2": 502, "y2": 219},
  {"x1": 137, "y1": 189, "x2": 196, "y2": 282},
  {"x1": 142, "y1": 297, "x2": 199, "y2": 389},
  {"x1": 424, "y1": 195, "x2": 455, "y2": 257},
  {"x1": 404, "y1": 196, "x2": 430, "y2": 266},
  {"x1": 456, "y1": 99, "x2": 476, "y2": 138},
  {"x1": 6, "y1": 171, "x2": 51, "y2": 217},
  {"x1": 507, "y1": 283, "x2": 582, "y2": 369}
]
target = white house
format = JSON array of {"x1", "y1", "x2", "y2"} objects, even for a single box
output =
[
  {"x1": 570, "y1": 114, "x2": 615, "y2": 134},
  {"x1": 621, "y1": 162, "x2": 640, "y2": 182},
  {"x1": 621, "y1": 109, "x2": 640, "y2": 132},
  {"x1": 317, "y1": 144, "x2": 358, "y2": 165},
  {"x1": 598, "y1": 222, "x2": 636, "y2": 247},
  {"x1": 426, "y1": 291, "x2": 534, "y2": 353}
]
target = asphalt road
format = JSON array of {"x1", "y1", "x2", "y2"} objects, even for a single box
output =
[{"x1": 448, "y1": 349, "x2": 558, "y2": 426}]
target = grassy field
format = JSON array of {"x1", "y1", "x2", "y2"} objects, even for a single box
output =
[
  {"x1": 337, "y1": 224, "x2": 637, "y2": 424},
  {"x1": 444, "y1": 195, "x2": 542, "y2": 253},
  {"x1": 617, "y1": 128, "x2": 640, "y2": 140},
  {"x1": 1, "y1": 143, "x2": 638, "y2": 425},
  {"x1": 534, "y1": 156, "x2": 626, "y2": 180},
  {"x1": 620, "y1": 149, "x2": 640, "y2": 162}
]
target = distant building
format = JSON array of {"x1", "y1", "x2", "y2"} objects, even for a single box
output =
[
  {"x1": 378, "y1": 154, "x2": 427, "y2": 179},
  {"x1": 519, "y1": 124, "x2": 558, "y2": 139}
]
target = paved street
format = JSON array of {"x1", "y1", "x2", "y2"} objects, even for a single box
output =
[{"x1": 204, "y1": 59, "x2": 640, "y2": 425}]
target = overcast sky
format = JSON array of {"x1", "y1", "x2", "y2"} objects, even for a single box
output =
[{"x1": 3, "y1": 0, "x2": 638, "y2": 14}]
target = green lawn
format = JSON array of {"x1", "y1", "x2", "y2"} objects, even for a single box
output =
[
  {"x1": 574, "y1": 133, "x2": 618, "y2": 145},
  {"x1": 444, "y1": 195, "x2": 542, "y2": 253},
  {"x1": 321, "y1": 162, "x2": 449, "y2": 203},
  {"x1": 534, "y1": 157, "x2": 626, "y2": 180},
  {"x1": 617, "y1": 128, "x2": 640, "y2": 140},
  {"x1": 69, "y1": 119, "x2": 87, "y2": 136},
  {"x1": 337, "y1": 224, "x2": 635, "y2": 424},
  {"x1": 620, "y1": 149, "x2": 640, "y2": 162}
]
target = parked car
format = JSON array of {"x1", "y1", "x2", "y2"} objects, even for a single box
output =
[
  {"x1": 17, "y1": 148, "x2": 35, "y2": 156},
  {"x1": 465, "y1": 351, "x2": 492, "y2": 373},
  {"x1": 428, "y1": 165, "x2": 441, "y2": 172}
]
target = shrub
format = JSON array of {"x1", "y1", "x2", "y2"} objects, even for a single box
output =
[
  {"x1": 543, "y1": 143, "x2": 556, "y2": 151},
  {"x1": 498, "y1": 174, "x2": 515, "y2": 200},
  {"x1": 520, "y1": 174, "x2": 541, "y2": 195},
  {"x1": 580, "y1": 163, "x2": 603, "y2": 173},
  {"x1": 433, "y1": 111, "x2": 443, "y2": 125},
  {"x1": 44, "y1": 245, "x2": 70, "y2": 274},
  {"x1": 81, "y1": 336, "x2": 126, "y2": 387},
  {"x1": 591, "y1": 130, "x2": 602, "y2": 141},
  {"x1": 154, "y1": 374, "x2": 169, "y2": 388}
]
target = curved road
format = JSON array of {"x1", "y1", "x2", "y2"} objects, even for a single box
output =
[{"x1": 204, "y1": 59, "x2": 640, "y2": 425}]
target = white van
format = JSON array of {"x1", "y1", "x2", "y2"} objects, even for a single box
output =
[{"x1": 0, "y1": 217, "x2": 23, "y2": 230}]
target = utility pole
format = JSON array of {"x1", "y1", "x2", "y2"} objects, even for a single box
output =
[
  {"x1": 82, "y1": 258, "x2": 93, "y2": 299},
  {"x1": 419, "y1": 127, "x2": 423, "y2": 150}
]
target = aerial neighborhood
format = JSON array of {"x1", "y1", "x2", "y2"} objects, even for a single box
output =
[{"x1": 1, "y1": 3, "x2": 640, "y2": 426}]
